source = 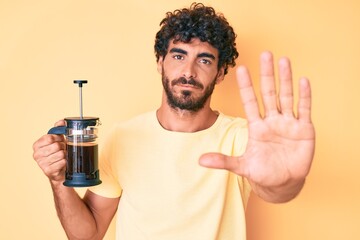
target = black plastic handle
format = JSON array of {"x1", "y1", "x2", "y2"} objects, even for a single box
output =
[{"x1": 48, "y1": 126, "x2": 67, "y2": 135}]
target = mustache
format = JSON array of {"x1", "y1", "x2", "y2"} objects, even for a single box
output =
[{"x1": 171, "y1": 77, "x2": 204, "y2": 89}]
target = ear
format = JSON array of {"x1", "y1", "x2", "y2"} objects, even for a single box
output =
[
  {"x1": 157, "y1": 56, "x2": 164, "y2": 74},
  {"x1": 215, "y1": 67, "x2": 225, "y2": 84}
]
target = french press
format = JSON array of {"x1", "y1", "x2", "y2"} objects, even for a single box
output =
[{"x1": 48, "y1": 80, "x2": 102, "y2": 187}]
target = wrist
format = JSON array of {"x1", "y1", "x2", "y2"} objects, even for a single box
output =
[{"x1": 49, "y1": 179, "x2": 65, "y2": 189}]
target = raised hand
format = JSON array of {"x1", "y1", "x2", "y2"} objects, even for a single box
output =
[{"x1": 199, "y1": 51, "x2": 315, "y2": 203}]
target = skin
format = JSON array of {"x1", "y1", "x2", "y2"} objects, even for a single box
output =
[
  {"x1": 199, "y1": 51, "x2": 315, "y2": 203},
  {"x1": 32, "y1": 38, "x2": 315, "y2": 239},
  {"x1": 156, "y1": 39, "x2": 225, "y2": 132}
]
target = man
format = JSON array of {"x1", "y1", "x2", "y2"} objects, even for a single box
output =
[{"x1": 33, "y1": 3, "x2": 315, "y2": 240}]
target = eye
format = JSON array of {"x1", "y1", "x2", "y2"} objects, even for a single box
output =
[
  {"x1": 173, "y1": 55, "x2": 184, "y2": 60},
  {"x1": 199, "y1": 59, "x2": 212, "y2": 65}
]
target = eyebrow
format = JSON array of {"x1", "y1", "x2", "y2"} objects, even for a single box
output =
[
  {"x1": 169, "y1": 47, "x2": 216, "y2": 60},
  {"x1": 169, "y1": 48, "x2": 187, "y2": 55},
  {"x1": 198, "y1": 52, "x2": 215, "y2": 60}
]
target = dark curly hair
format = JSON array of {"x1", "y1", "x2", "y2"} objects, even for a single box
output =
[{"x1": 154, "y1": 2, "x2": 238, "y2": 75}]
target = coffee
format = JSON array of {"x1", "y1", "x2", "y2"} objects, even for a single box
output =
[{"x1": 66, "y1": 142, "x2": 98, "y2": 180}]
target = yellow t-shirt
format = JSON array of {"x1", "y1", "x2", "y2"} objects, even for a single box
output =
[{"x1": 90, "y1": 111, "x2": 251, "y2": 240}]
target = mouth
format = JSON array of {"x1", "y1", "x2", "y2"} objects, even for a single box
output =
[
  {"x1": 172, "y1": 77, "x2": 204, "y2": 89},
  {"x1": 177, "y1": 83, "x2": 200, "y2": 90}
]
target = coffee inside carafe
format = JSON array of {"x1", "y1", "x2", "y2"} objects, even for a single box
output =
[{"x1": 67, "y1": 142, "x2": 98, "y2": 179}]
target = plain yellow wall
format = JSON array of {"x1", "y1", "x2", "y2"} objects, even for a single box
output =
[{"x1": 1, "y1": 0, "x2": 359, "y2": 239}]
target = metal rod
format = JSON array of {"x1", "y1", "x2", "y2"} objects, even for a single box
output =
[
  {"x1": 74, "y1": 80, "x2": 88, "y2": 119},
  {"x1": 79, "y1": 87, "x2": 83, "y2": 119}
]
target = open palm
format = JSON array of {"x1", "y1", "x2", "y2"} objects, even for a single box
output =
[{"x1": 200, "y1": 52, "x2": 315, "y2": 199}]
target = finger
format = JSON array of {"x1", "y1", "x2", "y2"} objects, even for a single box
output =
[
  {"x1": 33, "y1": 134, "x2": 65, "y2": 151},
  {"x1": 54, "y1": 119, "x2": 66, "y2": 127},
  {"x1": 278, "y1": 57, "x2": 294, "y2": 116},
  {"x1": 297, "y1": 77, "x2": 312, "y2": 122},
  {"x1": 37, "y1": 149, "x2": 66, "y2": 167},
  {"x1": 35, "y1": 144, "x2": 66, "y2": 171},
  {"x1": 43, "y1": 141, "x2": 66, "y2": 158},
  {"x1": 33, "y1": 143, "x2": 66, "y2": 165},
  {"x1": 199, "y1": 153, "x2": 247, "y2": 176},
  {"x1": 33, "y1": 135, "x2": 66, "y2": 162},
  {"x1": 236, "y1": 66, "x2": 261, "y2": 122},
  {"x1": 260, "y1": 51, "x2": 278, "y2": 116},
  {"x1": 37, "y1": 151, "x2": 66, "y2": 180}
]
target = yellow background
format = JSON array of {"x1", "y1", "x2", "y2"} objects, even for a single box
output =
[{"x1": 1, "y1": 0, "x2": 359, "y2": 239}]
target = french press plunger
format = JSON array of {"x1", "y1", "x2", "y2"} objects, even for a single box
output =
[{"x1": 48, "y1": 80, "x2": 102, "y2": 187}]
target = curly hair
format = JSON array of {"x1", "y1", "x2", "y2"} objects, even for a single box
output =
[{"x1": 154, "y1": 2, "x2": 238, "y2": 75}]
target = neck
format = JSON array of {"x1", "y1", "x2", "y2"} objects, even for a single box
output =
[{"x1": 156, "y1": 93, "x2": 218, "y2": 132}]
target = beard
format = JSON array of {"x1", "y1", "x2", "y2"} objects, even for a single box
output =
[{"x1": 162, "y1": 70, "x2": 217, "y2": 112}]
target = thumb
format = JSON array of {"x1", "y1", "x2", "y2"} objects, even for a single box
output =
[
  {"x1": 54, "y1": 119, "x2": 66, "y2": 127},
  {"x1": 199, "y1": 153, "x2": 247, "y2": 176}
]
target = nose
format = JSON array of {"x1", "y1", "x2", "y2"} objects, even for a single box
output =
[{"x1": 182, "y1": 60, "x2": 197, "y2": 79}]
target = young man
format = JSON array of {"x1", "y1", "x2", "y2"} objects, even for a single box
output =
[{"x1": 33, "y1": 3, "x2": 315, "y2": 240}]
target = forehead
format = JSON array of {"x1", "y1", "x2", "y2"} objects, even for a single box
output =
[{"x1": 168, "y1": 38, "x2": 219, "y2": 58}]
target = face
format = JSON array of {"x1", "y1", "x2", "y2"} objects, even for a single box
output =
[{"x1": 157, "y1": 38, "x2": 225, "y2": 112}]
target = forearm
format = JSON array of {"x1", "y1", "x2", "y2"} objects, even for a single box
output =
[
  {"x1": 250, "y1": 178, "x2": 306, "y2": 203},
  {"x1": 50, "y1": 181, "x2": 99, "y2": 240}
]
